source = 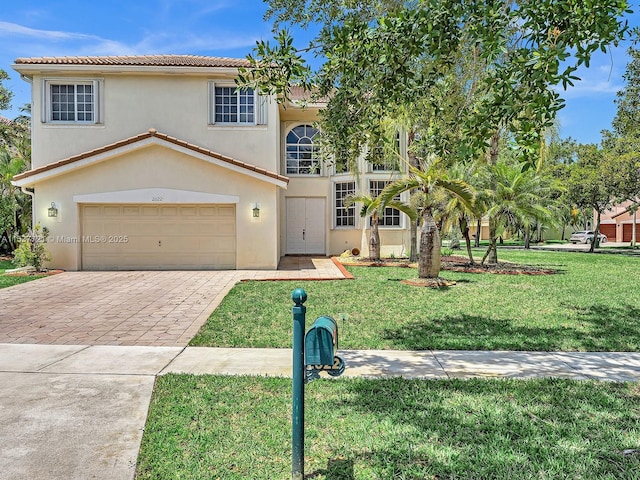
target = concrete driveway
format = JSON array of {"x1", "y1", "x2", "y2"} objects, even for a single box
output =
[
  {"x1": 0, "y1": 258, "x2": 348, "y2": 346},
  {"x1": 0, "y1": 271, "x2": 244, "y2": 346}
]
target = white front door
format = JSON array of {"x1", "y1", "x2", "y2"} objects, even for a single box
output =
[{"x1": 286, "y1": 198, "x2": 325, "y2": 254}]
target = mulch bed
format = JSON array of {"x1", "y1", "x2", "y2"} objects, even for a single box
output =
[
  {"x1": 336, "y1": 255, "x2": 556, "y2": 276},
  {"x1": 4, "y1": 269, "x2": 65, "y2": 277},
  {"x1": 1, "y1": 256, "x2": 64, "y2": 276}
]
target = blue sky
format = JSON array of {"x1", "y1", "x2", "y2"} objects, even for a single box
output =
[{"x1": 0, "y1": 0, "x2": 637, "y2": 145}]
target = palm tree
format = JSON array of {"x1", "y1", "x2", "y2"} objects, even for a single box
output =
[
  {"x1": 480, "y1": 162, "x2": 552, "y2": 264},
  {"x1": 438, "y1": 162, "x2": 486, "y2": 264},
  {"x1": 381, "y1": 159, "x2": 474, "y2": 278},
  {"x1": 345, "y1": 192, "x2": 416, "y2": 261}
]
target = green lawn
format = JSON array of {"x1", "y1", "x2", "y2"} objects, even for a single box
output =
[
  {"x1": 136, "y1": 375, "x2": 640, "y2": 480},
  {"x1": 190, "y1": 250, "x2": 640, "y2": 352},
  {"x1": 0, "y1": 259, "x2": 45, "y2": 289}
]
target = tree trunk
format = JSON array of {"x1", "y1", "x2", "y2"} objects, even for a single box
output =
[
  {"x1": 524, "y1": 225, "x2": 531, "y2": 249},
  {"x1": 632, "y1": 210, "x2": 637, "y2": 248},
  {"x1": 408, "y1": 130, "x2": 419, "y2": 262},
  {"x1": 589, "y1": 211, "x2": 601, "y2": 253},
  {"x1": 460, "y1": 217, "x2": 474, "y2": 264},
  {"x1": 484, "y1": 130, "x2": 500, "y2": 264},
  {"x1": 474, "y1": 218, "x2": 481, "y2": 247},
  {"x1": 483, "y1": 216, "x2": 499, "y2": 264},
  {"x1": 369, "y1": 211, "x2": 381, "y2": 261},
  {"x1": 418, "y1": 208, "x2": 441, "y2": 278},
  {"x1": 410, "y1": 218, "x2": 418, "y2": 262}
]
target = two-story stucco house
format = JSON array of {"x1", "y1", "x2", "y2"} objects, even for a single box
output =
[{"x1": 11, "y1": 55, "x2": 411, "y2": 271}]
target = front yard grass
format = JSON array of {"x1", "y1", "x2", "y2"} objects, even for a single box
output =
[
  {"x1": 190, "y1": 250, "x2": 640, "y2": 351},
  {"x1": 136, "y1": 374, "x2": 640, "y2": 479},
  {"x1": 0, "y1": 259, "x2": 45, "y2": 289}
]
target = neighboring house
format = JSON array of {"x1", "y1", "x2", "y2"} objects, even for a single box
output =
[
  {"x1": 599, "y1": 200, "x2": 640, "y2": 242},
  {"x1": 11, "y1": 55, "x2": 411, "y2": 271}
]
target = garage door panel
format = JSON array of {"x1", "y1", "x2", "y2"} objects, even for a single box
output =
[
  {"x1": 623, "y1": 224, "x2": 640, "y2": 242},
  {"x1": 218, "y1": 206, "x2": 235, "y2": 216},
  {"x1": 200, "y1": 222, "x2": 235, "y2": 235},
  {"x1": 599, "y1": 224, "x2": 616, "y2": 240},
  {"x1": 122, "y1": 206, "x2": 140, "y2": 216},
  {"x1": 82, "y1": 204, "x2": 236, "y2": 270},
  {"x1": 141, "y1": 207, "x2": 159, "y2": 216},
  {"x1": 180, "y1": 207, "x2": 198, "y2": 216}
]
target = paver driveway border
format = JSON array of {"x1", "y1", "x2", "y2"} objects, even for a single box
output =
[{"x1": 0, "y1": 257, "x2": 348, "y2": 346}]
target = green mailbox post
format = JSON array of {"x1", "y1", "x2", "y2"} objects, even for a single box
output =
[{"x1": 291, "y1": 290, "x2": 345, "y2": 480}]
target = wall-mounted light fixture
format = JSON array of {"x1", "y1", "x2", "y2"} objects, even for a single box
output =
[
  {"x1": 48, "y1": 202, "x2": 58, "y2": 218},
  {"x1": 252, "y1": 203, "x2": 261, "y2": 218}
]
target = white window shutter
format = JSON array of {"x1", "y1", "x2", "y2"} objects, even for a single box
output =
[
  {"x1": 42, "y1": 80, "x2": 50, "y2": 123},
  {"x1": 208, "y1": 81, "x2": 215, "y2": 125},
  {"x1": 93, "y1": 79, "x2": 103, "y2": 124},
  {"x1": 256, "y1": 94, "x2": 268, "y2": 125}
]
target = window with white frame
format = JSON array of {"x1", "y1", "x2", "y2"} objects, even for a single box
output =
[
  {"x1": 370, "y1": 180, "x2": 401, "y2": 227},
  {"x1": 208, "y1": 82, "x2": 267, "y2": 125},
  {"x1": 369, "y1": 131, "x2": 401, "y2": 172},
  {"x1": 335, "y1": 181, "x2": 356, "y2": 227},
  {"x1": 43, "y1": 80, "x2": 102, "y2": 124},
  {"x1": 286, "y1": 124, "x2": 321, "y2": 175}
]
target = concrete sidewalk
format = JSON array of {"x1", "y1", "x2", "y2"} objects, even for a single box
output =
[{"x1": 2, "y1": 344, "x2": 640, "y2": 479}]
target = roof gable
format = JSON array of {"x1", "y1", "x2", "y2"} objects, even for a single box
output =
[{"x1": 12, "y1": 128, "x2": 289, "y2": 188}]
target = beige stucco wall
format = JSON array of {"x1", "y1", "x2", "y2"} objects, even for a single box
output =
[
  {"x1": 282, "y1": 174, "x2": 411, "y2": 258},
  {"x1": 29, "y1": 73, "x2": 280, "y2": 172},
  {"x1": 34, "y1": 144, "x2": 281, "y2": 270}
]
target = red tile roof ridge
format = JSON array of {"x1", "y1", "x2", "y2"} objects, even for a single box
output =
[
  {"x1": 13, "y1": 55, "x2": 251, "y2": 68},
  {"x1": 13, "y1": 129, "x2": 289, "y2": 184}
]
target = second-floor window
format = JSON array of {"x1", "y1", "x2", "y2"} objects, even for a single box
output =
[
  {"x1": 286, "y1": 124, "x2": 320, "y2": 175},
  {"x1": 208, "y1": 82, "x2": 267, "y2": 126},
  {"x1": 44, "y1": 80, "x2": 102, "y2": 124},
  {"x1": 215, "y1": 86, "x2": 254, "y2": 123}
]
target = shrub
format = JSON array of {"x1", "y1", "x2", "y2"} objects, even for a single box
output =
[{"x1": 13, "y1": 223, "x2": 51, "y2": 272}]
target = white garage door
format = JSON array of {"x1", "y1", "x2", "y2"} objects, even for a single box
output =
[{"x1": 81, "y1": 204, "x2": 236, "y2": 270}]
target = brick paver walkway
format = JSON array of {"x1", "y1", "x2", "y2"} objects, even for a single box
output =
[{"x1": 0, "y1": 257, "x2": 346, "y2": 346}]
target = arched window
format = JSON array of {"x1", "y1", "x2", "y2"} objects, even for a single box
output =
[{"x1": 286, "y1": 124, "x2": 320, "y2": 175}]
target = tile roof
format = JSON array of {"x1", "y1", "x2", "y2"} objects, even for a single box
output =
[
  {"x1": 13, "y1": 55, "x2": 251, "y2": 68},
  {"x1": 289, "y1": 85, "x2": 329, "y2": 103},
  {"x1": 13, "y1": 128, "x2": 289, "y2": 185}
]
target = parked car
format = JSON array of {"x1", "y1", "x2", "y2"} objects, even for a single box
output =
[{"x1": 569, "y1": 230, "x2": 607, "y2": 244}]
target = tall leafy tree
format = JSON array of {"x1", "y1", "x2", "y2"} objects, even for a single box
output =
[
  {"x1": 241, "y1": 1, "x2": 630, "y2": 164},
  {"x1": 0, "y1": 73, "x2": 31, "y2": 252},
  {"x1": 0, "y1": 69, "x2": 13, "y2": 113},
  {"x1": 240, "y1": 0, "x2": 631, "y2": 268},
  {"x1": 566, "y1": 144, "x2": 616, "y2": 252},
  {"x1": 602, "y1": 44, "x2": 640, "y2": 246},
  {"x1": 610, "y1": 44, "x2": 640, "y2": 140}
]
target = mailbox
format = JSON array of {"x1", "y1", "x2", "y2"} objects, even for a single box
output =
[{"x1": 305, "y1": 315, "x2": 338, "y2": 366}]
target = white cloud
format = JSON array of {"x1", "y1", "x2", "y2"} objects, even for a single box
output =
[
  {"x1": 0, "y1": 20, "x2": 257, "y2": 58},
  {"x1": 0, "y1": 21, "x2": 96, "y2": 41}
]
